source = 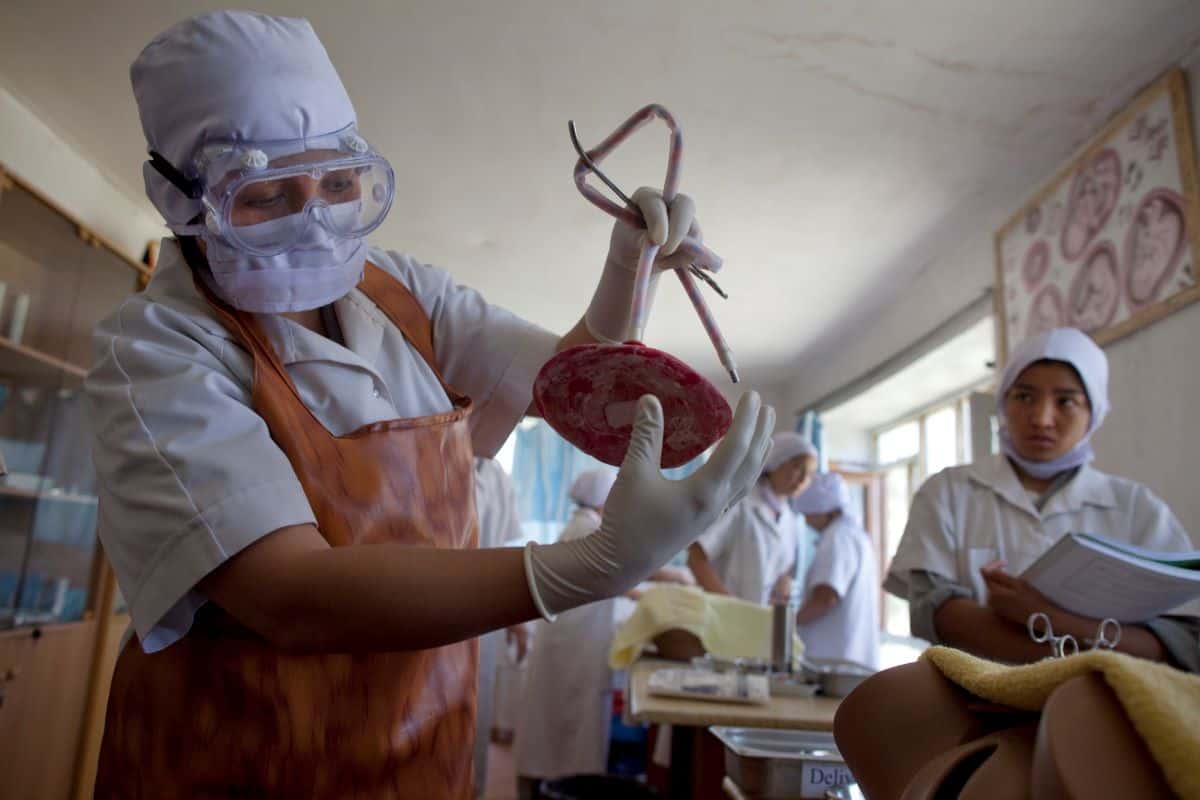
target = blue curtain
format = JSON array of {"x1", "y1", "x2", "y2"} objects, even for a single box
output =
[
  {"x1": 511, "y1": 420, "x2": 704, "y2": 544},
  {"x1": 797, "y1": 409, "x2": 825, "y2": 471}
]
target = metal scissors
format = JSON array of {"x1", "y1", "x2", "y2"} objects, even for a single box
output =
[{"x1": 1027, "y1": 612, "x2": 1079, "y2": 659}]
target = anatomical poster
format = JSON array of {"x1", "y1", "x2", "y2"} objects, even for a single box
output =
[{"x1": 996, "y1": 68, "x2": 1200, "y2": 361}]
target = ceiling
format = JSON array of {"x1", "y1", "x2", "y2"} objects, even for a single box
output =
[
  {"x1": 822, "y1": 315, "x2": 995, "y2": 436},
  {"x1": 3, "y1": 0, "x2": 1199, "y2": 388}
]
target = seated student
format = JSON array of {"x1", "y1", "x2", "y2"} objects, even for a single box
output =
[
  {"x1": 793, "y1": 473, "x2": 880, "y2": 668},
  {"x1": 885, "y1": 328, "x2": 1199, "y2": 670},
  {"x1": 688, "y1": 433, "x2": 817, "y2": 605}
]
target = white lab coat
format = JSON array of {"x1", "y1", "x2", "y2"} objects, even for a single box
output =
[
  {"x1": 885, "y1": 453, "x2": 1194, "y2": 606},
  {"x1": 85, "y1": 239, "x2": 557, "y2": 652},
  {"x1": 473, "y1": 458, "x2": 526, "y2": 796},
  {"x1": 798, "y1": 515, "x2": 880, "y2": 668},
  {"x1": 514, "y1": 507, "x2": 635, "y2": 780},
  {"x1": 695, "y1": 485, "x2": 800, "y2": 605}
]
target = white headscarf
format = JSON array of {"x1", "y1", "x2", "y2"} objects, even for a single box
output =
[
  {"x1": 569, "y1": 469, "x2": 617, "y2": 510},
  {"x1": 131, "y1": 11, "x2": 357, "y2": 231},
  {"x1": 764, "y1": 432, "x2": 817, "y2": 474},
  {"x1": 792, "y1": 472, "x2": 850, "y2": 515},
  {"x1": 996, "y1": 327, "x2": 1109, "y2": 480}
]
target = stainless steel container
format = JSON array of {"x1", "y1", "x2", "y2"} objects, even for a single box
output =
[
  {"x1": 798, "y1": 658, "x2": 874, "y2": 699},
  {"x1": 710, "y1": 727, "x2": 854, "y2": 800},
  {"x1": 771, "y1": 602, "x2": 797, "y2": 673}
]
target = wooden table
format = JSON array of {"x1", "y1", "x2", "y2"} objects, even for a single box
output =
[
  {"x1": 627, "y1": 657, "x2": 842, "y2": 731},
  {"x1": 626, "y1": 659, "x2": 842, "y2": 799}
]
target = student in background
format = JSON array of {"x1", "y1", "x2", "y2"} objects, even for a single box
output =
[
  {"x1": 885, "y1": 328, "x2": 1199, "y2": 670},
  {"x1": 472, "y1": 457, "x2": 529, "y2": 798},
  {"x1": 793, "y1": 473, "x2": 880, "y2": 668},
  {"x1": 689, "y1": 433, "x2": 817, "y2": 605}
]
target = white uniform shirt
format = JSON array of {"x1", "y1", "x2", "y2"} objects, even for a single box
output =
[
  {"x1": 885, "y1": 453, "x2": 1193, "y2": 606},
  {"x1": 86, "y1": 240, "x2": 557, "y2": 652},
  {"x1": 695, "y1": 485, "x2": 799, "y2": 605},
  {"x1": 474, "y1": 458, "x2": 525, "y2": 549},
  {"x1": 798, "y1": 515, "x2": 880, "y2": 668}
]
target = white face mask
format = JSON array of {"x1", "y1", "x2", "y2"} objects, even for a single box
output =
[{"x1": 198, "y1": 211, "x2": 367, "y2": 313}]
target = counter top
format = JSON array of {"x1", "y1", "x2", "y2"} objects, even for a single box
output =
[{"x1": 626, "y1": 658, "x2": 842, "y2": 731}]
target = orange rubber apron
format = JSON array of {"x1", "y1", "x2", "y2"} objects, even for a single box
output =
[{"x1": 95, "y1": 262, "x2": 479, "y2": 798}]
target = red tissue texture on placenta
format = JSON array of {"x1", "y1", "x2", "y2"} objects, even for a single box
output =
[{"x1": 534, "y1": 343, "x2": 732, "y2": 468}]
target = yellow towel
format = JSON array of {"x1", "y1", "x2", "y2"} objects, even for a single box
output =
[
  {"x1": 923, "y1": 646, "x2": 1200, "y2": 800},
  {"x1": 609, "y1": 585, "x2": 798, "y2": 669}
]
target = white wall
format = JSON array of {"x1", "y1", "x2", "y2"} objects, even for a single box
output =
[
  {"x1": 823, "y1": 425, "x2": 873, "y2": 467},
  {"x1": 0, "y1": 84, "x2": 162, "y2": 263},
  {"x1": 787, "y1": 53, "x2": 1200, "y2": 532}
]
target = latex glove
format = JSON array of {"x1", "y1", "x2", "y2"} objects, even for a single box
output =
[
  {"x1": 584, "y1": 187, "x2": 716, "y2": 343},
  {"x1": 523, "y1": 391, "x2": 775, "y2": 618}
]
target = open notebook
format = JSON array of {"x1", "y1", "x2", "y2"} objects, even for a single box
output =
[{"x1": 1021, "y1": 533, "x2": 1200, "y2": 622}]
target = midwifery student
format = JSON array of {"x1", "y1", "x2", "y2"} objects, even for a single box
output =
[
  {"x1": 793, "y1": 472, "x2": 880, "y2": 669},
  {"x1": 885, "y1": 327, "x2": 1199, "y2": 670},
  {"x1": 84, "y1": 11, "x2": 772, "y2": 797},
  {"x1": 689, "y1": 433, "x2": 817, "y2": 605}
]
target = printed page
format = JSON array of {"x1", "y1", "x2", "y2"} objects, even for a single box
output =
[{"x1": 1023, "y1": 536, "x2": 1200, "y2": 621}]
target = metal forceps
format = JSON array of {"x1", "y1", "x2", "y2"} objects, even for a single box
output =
[
  {"x1": 568, "y1": 106, "x2": 739, "y2": 383},
  {"x1": 1085, "y1": 617, "x2": 1122, "y2": 651},
  {"x1": 1027, "y1": 613, "x2": 1123, "y2": 659},
  {"x1": 1027, "y1": 612, "x2": 1079, "y2": 659},
  {"x1": 569, "y1": 122, "x2": 728, "y2": 299}
]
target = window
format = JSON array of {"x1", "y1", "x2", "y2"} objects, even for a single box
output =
[
  {"x1": 876, "y1": 420, "x2": 919, "y2": 465},
  {"x1": 875, "y1": 394, "x2": 973, "y2": 484},
  {"x1": 923, "y1": 405, "x2": 958, "y2": 479}
]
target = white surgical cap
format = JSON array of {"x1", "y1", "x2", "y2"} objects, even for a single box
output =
[
  {"x1": 569, "y1": 469, "x2": 617, "y2": 509},
  {"x1": 130, "y1": 11, "x2": 357, "y2": 230},
  {"x1": 764, "y1": 432, "x2": 817, "y2": 473},
  {"x1": 792, "y1": 472, "x2": 850, "y2": 515}
]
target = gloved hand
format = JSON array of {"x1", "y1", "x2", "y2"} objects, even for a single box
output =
[
  {"x1": 584, "y1": 187, "x2": 718, "y2": 343},
  {"x1": 523, "y1": 391, "x2": 775, "y2": 618}
]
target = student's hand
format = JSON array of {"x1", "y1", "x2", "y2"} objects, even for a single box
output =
[
  {"x1": 585, "y1": 188, "x2": 719, "y2": 342},
  {"x1": 981, "y1": 565, "x2": 1053, "y2": 627},
  {"x1": 606, "y1": 188, "x2": 712, "y2": 276},
  {"x1": 524, "y1": 392, "x2": 774, "y2": 617},
  {"x1": 770, "y1": 574, "x2": 794, "y2": 605}
]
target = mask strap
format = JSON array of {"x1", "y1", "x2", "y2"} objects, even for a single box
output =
[{"x1": 148, "y1": 151, "x2": 203, "y2": 199}]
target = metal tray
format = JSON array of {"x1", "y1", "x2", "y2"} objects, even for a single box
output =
[{"x1": 710, "y1": 727, "x2": 853, "y2": 800}]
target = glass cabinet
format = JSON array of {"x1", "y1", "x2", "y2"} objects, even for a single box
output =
[{"x1": 0, "y1": 165, "x2": 150, "y2": 630}]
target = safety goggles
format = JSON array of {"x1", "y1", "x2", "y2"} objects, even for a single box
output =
[{"x1": 185, "y1": 125, "x2": 395, "y2": 256}]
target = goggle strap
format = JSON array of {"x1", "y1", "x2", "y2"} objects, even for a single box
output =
[{"x1": 148, "y1": 151, "x2": 203, "y2": 200}]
